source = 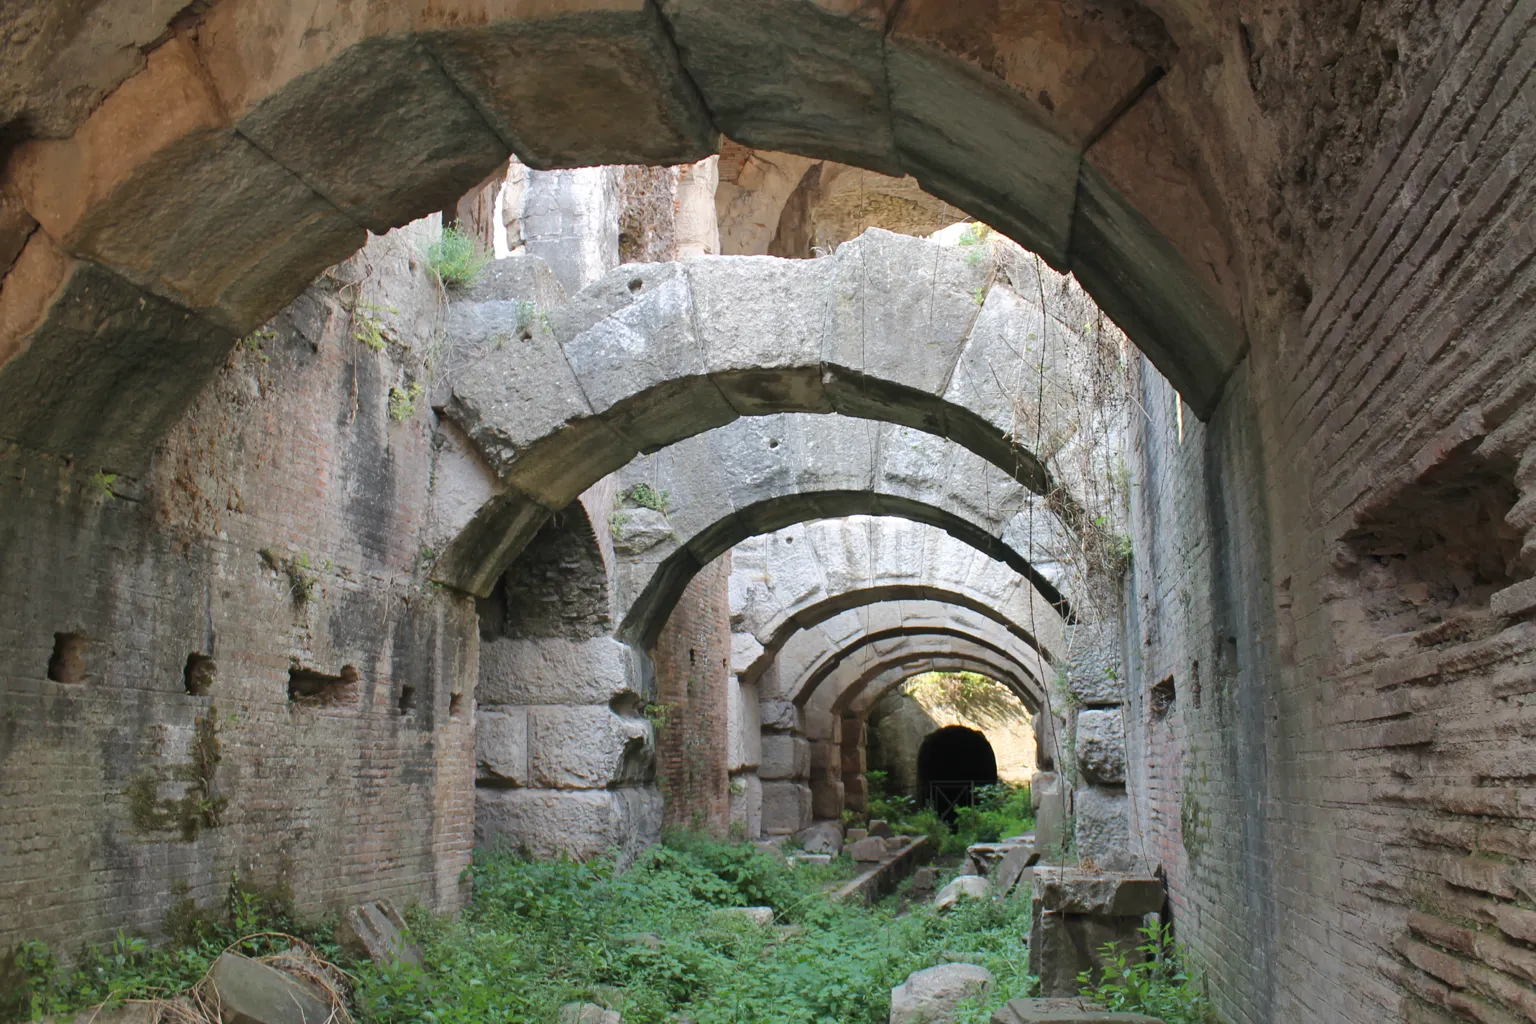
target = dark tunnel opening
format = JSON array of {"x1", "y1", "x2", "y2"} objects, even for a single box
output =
[{"x1": 916, "y1": 725, "x2": 999, "y2": 823}]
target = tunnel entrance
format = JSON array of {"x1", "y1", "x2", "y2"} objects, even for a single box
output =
[{"x1": 917, "y1": 725, "x2": 999, "y2": 823}]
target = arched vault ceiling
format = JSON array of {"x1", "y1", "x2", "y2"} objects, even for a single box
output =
[
  {"x1": 2, "y1": 0, "x2": 1243, "y2": 474},
  {"x1": 436, "y1": 231, "x2": 1106, "y2": 598}
]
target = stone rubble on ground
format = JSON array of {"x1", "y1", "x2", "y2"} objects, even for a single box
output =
[
  {"x1": 336, "y1": 899, "x2": 423, "y2": 967},
  {"x1": 935, "y1": 875, "x2": 991, "y2": 911},
  {"x1": 911, "y1": 866, "x2": 940, "y2": 894},
  {"x1": 207, "y1": 952, "x2": 332, "y2": 1024},
  {"x1": 713, "y1": 905, "x2": 775, "y2": 925},
  {"x1": 558, "y1": 1003, "x2": 623, "y2": 1024},
  {"x1": 797, "y1": 820, "x2": 845, "y2": 855},
  {"x1": 848, "y1": 835, "x2": 890, "y2": 862},
  {"x1": 889, "y1": 963, "x2": 994, "y2": 1024},
  {"x1": 990, "y1": 997, "x2": 1163, "y2": 1022},
  {"x1": 867, "y1": 819, "x2": 894, "y2": 838}
]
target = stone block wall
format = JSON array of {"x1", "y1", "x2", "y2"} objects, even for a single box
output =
[
  {"x1": 0, "y1": 222, "x2": 477, "y2": 952},
  {"x1": 653, "y1": 555, "x2": 733, "y2": 834}
]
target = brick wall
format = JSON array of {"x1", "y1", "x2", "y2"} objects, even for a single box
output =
[
  {"x1": 0, "y1": 223, "x2": 478, "y2": 953},
  {"x1": 1129, "y1": 2, "x2": 1536, "y2": 1021},
  {"x1": 652, "y1": 554, "x2": 733, "y2": 833}
]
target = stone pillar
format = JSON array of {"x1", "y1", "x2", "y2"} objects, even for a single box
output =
[
  {"x1": 758, "y1": 697, "x2": 811, "y2": 833},
  {"x1": 1031, "y1": 770, "x2": 1068, "y2": 861},
  {"x1": 1063, "y1": 623, "x2": 1133, "y2": 867},
  {"x1": 513, "y1": 166, "x2": 621, "y2": 296},
  {"x1": 674, "y1": 156, "x2": 720, "y2": 258},
  {"x1": 804, "y1": 701, "x2": 843, "y2": 821},
  {"x1": 841, "y1": 713, "x2": 867, "y2": 813}
]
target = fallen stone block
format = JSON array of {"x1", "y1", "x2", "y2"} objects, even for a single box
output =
[
  {"x1": 1033, "y1": 869, "x2": 1164, "y2": 916},
  {"x1": 336, "y1": 899, "x2": 422, "y2": 968},
  {"x1": 993, "y1": 844, "x2": 1041, "y2": 898},
  {"x1": 558, "y1": 1003, "x2": 622, "y2": 1024},
  {"x1": 911, "y1": 866, "x2": 940, "y2": 894},
  {"x1": 791, "y1": 852, "x2": 833, "y2": 866},
  {"x1": 56, "y1": 1002, "x2": 157, "y2": 1024},
  {"x1": 849, "y1": 836, "x2": 889, "y2": 862},
  {"x1": 868, "y1": 819, "x2": 894, "y2": 838},
  {"x1": 797, "y1": 820, "x2": 845, "y2": 855},
  {"x1": 208, "y1": 952, "x2": 332, "y2": 1024},
  {"x1": 890, "y1": 963, "x2": 993, "y2": 1024},
  {"x1": 935, "y1": 875, "x2": 991, "y2": 911},
  {"x1": 846, "y1": 827, "x2": 869, "y2": 842},
  {"x1": 964, "y1": 837, "x2": 1033, "y2": 877},
  {"x1": 713, "y1": 906, "x2": 775, "y2": 926},
  {"x1": 991, "y1": 996, "x2": 1162, "y2": 1022}
]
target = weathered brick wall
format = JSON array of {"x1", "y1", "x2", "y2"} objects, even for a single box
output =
[
  {"x1": 0, "y1": 223, "x2": 478, "y2": 954},
  {"x1": 653, "y1": 554, "x2": 733, "y2": 833},
  {"x1": 1129, "y1": 2, "x2": 1536, "y2": 1021}
]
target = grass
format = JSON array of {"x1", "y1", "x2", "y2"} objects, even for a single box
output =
[
  {"x1": 10, "y1": 833, "x2": 1037, "y2": 1024},
  {"x1": 427, "y1": 225, "x2": 490, "y2": 290}
]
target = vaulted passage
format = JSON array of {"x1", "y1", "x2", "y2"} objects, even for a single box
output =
[
  {"x1": 917, "y1": 725, "x2": 999, "y2": 822},
  {"x1": 7, "y1": 3, "x2": 1536, "y2": 1022}
]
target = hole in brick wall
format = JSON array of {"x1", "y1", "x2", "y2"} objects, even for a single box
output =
[
  {"x1": 449, "y1": 692, "x2": 464, "y2": 717},
  {"x1": 689, "y1": 648, "x2": 696, "y2": 665},
  {"x1": 1190, "y1": 660, "x2": 1202, "y2": 709},
  {"x1": 47, "y1": 632, "x2": 87, "y2": 683},
  {"x1": 287, "y1": 664, "x2": 359, "y2": 707},
  {"x1": 398, "y1": 685, "x2": 416, "y2": 715},
  {"x1": 1341, "y1": 449, "x2": 1521, "y2": 650},
  {"x1": 1150, "y1": 676, "x2": 1176, "y2": 721},
  {"x1": 184, "y1": 653, "x2": 216, "y2": 696}
]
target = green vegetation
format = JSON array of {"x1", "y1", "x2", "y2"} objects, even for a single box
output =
[
  {"x1": 11, "y1": 835, "x2": 1037, "y2": 1024},
  {"x1": 904, "y1": 672, "x2": 1025, "y2": 727},
  {"x1": 1078, "y1": 923, "x2": 1215, "y2": 1024},
  {"x1": 353, "y1": 835, "x2": 1033, "y2": 1024},
  {"x1": 623, "y1": 483, "x2": 670, "y2": 513},
  {"x1": 89, "y1": 470, "x2": 118, "y2": 499},
  {"x1": 865, "y1": 772, "x2": 1034, "y2": 858},
  {"x1": 388, "y1": 382, "x2": 424, "y2": 423},
  {"x1": 352, "y1": 303, "x2": 391, "y2": 352},
  {"x1": 427, "y1": 224, "x2": 490, "y2": 290},
  {"x1": 9, "y1": 879, "x2": 333, "y2": 1022}
]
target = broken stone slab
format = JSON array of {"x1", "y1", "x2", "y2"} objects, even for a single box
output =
[
  {"x1": 1031, "y1": 868, "x2": 1164, "y2": 916},
  {"x1": 867, "y1": 819, "x2": 894, "y2": 838},
  {"x1": 964, "y1": 837, "x2": 1033, "y2": 877},
  {"x1": 336, "y1": 899, "x2": 422, "y2": 967},
  {"x1": 846, "y1": 827, "x2": 870, "y2": 842},
  {"x1": 890, "y1": 963, "x2": 994, "y2": 1024},
  {"x1": 52, "y1": 1003, "x2": 157, "y2": 1024},
  {"x1": 791, "y1": 852, "x2": 832, "y2": 866},
  {"x1": 208, "y1": 951, "x2": 332, "y2": 1024},
  {"x1": 911, "y1": 866, "x2": 940, "y2": 894},
  {"x1": 991, "y1": 997, "x2": 1162, "y2": 1023},
  {"x1": 558, "y1": 1004, "x2": 622, "y2": 1024},
  {"x1": 992, "y1": 844, "x2": 1042, "y2": 899},
  {"x1": 935, "y1": 875, "x2": 991, "y2": 911},
  {"x1": 797, "y1": 819, "x2": 844, "y2": 855},
  {"x1": 849, "y1": 836, "x2": 890, "y2": 862}
]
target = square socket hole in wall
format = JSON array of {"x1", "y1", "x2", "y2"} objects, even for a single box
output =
[
  {"x1": 398, "y1": 685, "x2": 417, "y2": 715},
  {"x1": 48, "y1": 632, "x2": 88, "y2": 683},
  {"x1": 449, "y1": 692, "x2": 464, "y2": 717},
  {"x1": 288, "y1": 664, "x2": 359, "y2": 707},
  {"x1": 1150, "y1": 676, "x2": 1176, "y2": 722},
  {"x1": 184, "y1": 653, "x2": 216, "y2": 695}
]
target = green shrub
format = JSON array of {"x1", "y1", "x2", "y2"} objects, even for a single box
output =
[
  {"x1": 1078, "y1": 923, "x2": 1215, "y2": 1024},
  {"x1": 426, "y1": 224, "x2": 490, "y2": 289}
]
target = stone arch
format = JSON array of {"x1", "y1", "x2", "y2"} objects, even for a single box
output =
[
  {"x1": 728, "y1": 515, "x2": 1075, "y2": 686},
  {"x1": 2, "y1": 1, "x2": 1242, "y2": 474},
  {"x1": 604, "y1": 412, "x2": 1086, "y2": 646},
  {"x1": 760, "y1": 629, "x2": 1047, "y2": 828},
  {"x1": 435, "y1": 229, "x2": 1113, "y2": 599}
]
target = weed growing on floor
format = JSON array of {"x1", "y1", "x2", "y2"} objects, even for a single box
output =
[
  {"x1": 352, "y1": 832, "x2": 1034, "y2": 1024},
  {"x1": 1078, "y1": 923, "x2": 1216, "y2": 1024},
  {"x1": 865, "y1": 772, "x2": 1034, "y2": 857}
]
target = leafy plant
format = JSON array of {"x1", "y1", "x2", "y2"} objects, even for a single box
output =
[
  {"x1": 388, "y1": 382, "x2": 423, "y2": 423},
  {"x1": 623, "y1": 483, "x2": 669, "y2": 513},
  {"x1": 1078, "y1": 923, "x2": 1215, "y2": 1024},
  {"x1": 89, "y1": 470, "x2": 117, "y2": 499},
  {"x1": 427, "y1": 224, "x2": 490, "y2": 290},
  {"x1": 352, "y1": 303, "x2": 390, "y2": 352}
]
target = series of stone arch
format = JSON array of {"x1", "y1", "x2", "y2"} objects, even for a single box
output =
[
  {"x1": 0, "y1": 0, "x2": 1244, "y2": 483},
  {"x1": 441, "y1": 235, "x2": 1107, "y2": 854}
]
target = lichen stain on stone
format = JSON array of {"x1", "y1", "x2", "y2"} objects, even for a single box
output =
[{"x1": 126, "y1": 707, "x2": 228, "y2": 842}]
